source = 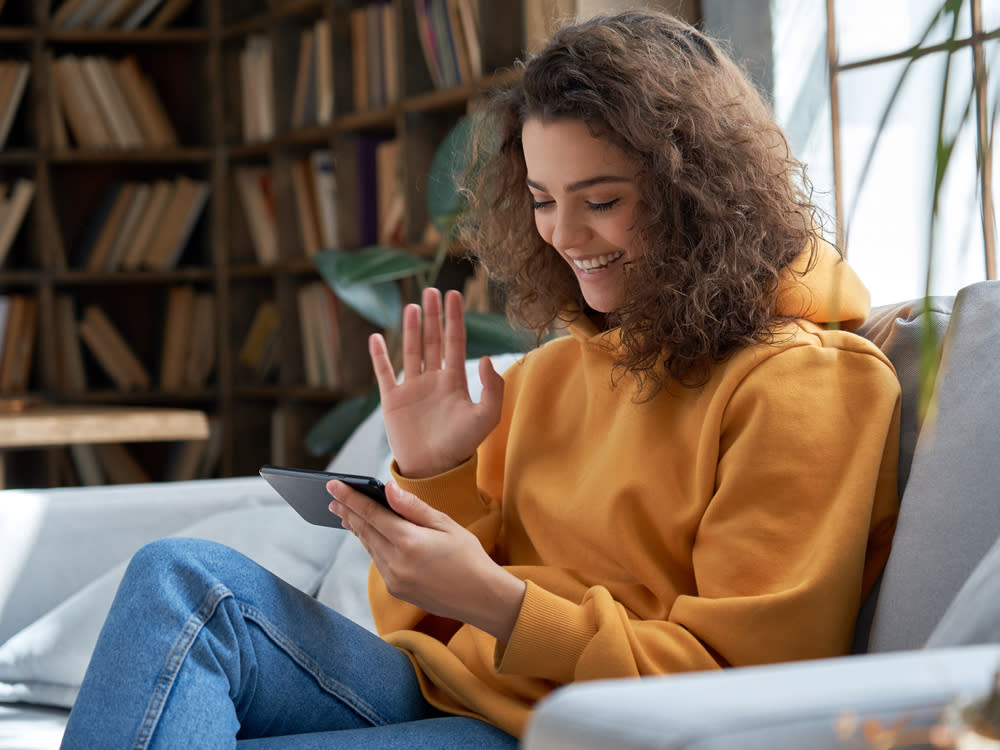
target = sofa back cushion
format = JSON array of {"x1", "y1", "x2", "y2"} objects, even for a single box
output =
[{"x1": 860, "y1": 281, "x2": 1000, "y2": 653}]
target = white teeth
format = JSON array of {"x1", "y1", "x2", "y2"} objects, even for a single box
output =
[{"x1": 573, "y1": 251, "x2": 624, "y2": 272}]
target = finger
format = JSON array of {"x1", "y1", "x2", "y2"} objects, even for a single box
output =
[
  {"x1": 384, "y1": 481, "x2": 452, "y2": 531},
  {"x1": 421, "y1": 287, "x2": 444, "y2": 371},
  {"x1": 369, "y1": 333, "x2": 397, "y2": 394},
  {"x1": 442, "y1": 289, "x2": 468, "y2": 372},
  {"x1": 327, "y1": 480, "x2": 394, "y2": 540},
  {"x1": 400, "y1": 303, "x2": 423, "y2": 379}
]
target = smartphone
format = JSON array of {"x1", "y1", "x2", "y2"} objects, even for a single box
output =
[{"x1": 259, "y1": 465, "x2": 390, "y2": 529}]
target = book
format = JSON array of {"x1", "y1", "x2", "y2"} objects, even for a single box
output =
[
  {"x1": 240, "y1": 35, "x2": 274, "y2": 142},
  {"x1": 52, "y1": 55, "x2": 114, "y2": 148},
  {"x1": 69, "y1": 444, "x2": 105, "y2": 485},
  {"x1": 454, "y1": 0, "x2": 482, "y2": 79},
  {"x1": 0, "y1": 295, "x2": 36, "y2": 392},
  {"x1": 114, "y1": 55, "x2": 179, "y2": 147},
  {"x1": 350, "y1": 6, "x2": 370, "y2": 112},
  {"x1": 0, "y1": 178, "x2": 35, "y2": 269},
  {"x1": 78, "y1": 304, "x2": 151, "y2": 391},
  {"x1": 183, "y1": 291, "x2": 215, "y2": 388},
  {"x1": 54, "y1": 294, "x2": 87, "y2": 391},
  {"x1": 141, "y1": 176, "x2": 209, "y2": 270},
  {"x1": 94, "y1": 443, "x2": 151, "y2": 484},
  {"x1": 375, "y1": 138, "x2": 401, "y2": 246},
  {"x1": 76, "y1": 55, "x2": 130, "y2": 148},
  {"x1": 121, "y1": 178, "x2": 173, "y2": 269},
  {"x1": 290, "y1": 27, "x2": 316, "y2": 129},
  {"x1": 234, "y1": 166, "x2": 278, "y2": 265},
  {"x1": 45, "y1": 53, "x2": 70, "y2": 151},
  {"x1": 85, "y1": 181, "x2": 139, "y2": 271},
  {"x1": 74, "y1": 181, "x2": 124, "y2": 269},
  {"x1": 314, "y1": 18, "x2": 333, "y2": 125},
  {"x1": 103, "y1": 182, "x2": 152, "y2": 271},
  {"x1": 381, "y1": 1, "x2": 400, "y2": 103},
  {"x1": 238, "y1": 300, "x2": 278, "y2": 373},
  {"x1": 83, "y1": 55, "x2": 144, "y2": 148},
  {"x1": 290, "y1": 156, "x2": 321, "y2": 257},
  {"x1": 121, "y1": 0, "x2": 165, "y2": 30},
  {"x1": 309, "y1": 150, "x2": 339, "y2": 249},
  {"x1": 415, "y1": 0, "x2": 444, "y2": 88},
  {"x1": 159, "y1": 284, "x2": 195, "y2": 391},
  {"x1": 89, "y1": 0, "x2": 144, "y2": 29},
  {"x1": 146, "y1": 0, "x2": 193, "y2": 30},
  {"x1": 0, "y1": 60, "x2": 30, "y2": 150},
  {"x1": 52, "y1": 0, "x2": 105, "y2": 29},
  {"x1": 163, "y1": 436, "x2": 207, "y2": 482}
]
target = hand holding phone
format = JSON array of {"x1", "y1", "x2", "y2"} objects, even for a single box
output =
[{"x1": 259, "y1": 465, "x2": 390, "y2": 529}]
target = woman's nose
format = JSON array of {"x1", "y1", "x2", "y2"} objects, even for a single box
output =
[{"x1": 549, "y1": 208, "x2": 590, "y2": 251}]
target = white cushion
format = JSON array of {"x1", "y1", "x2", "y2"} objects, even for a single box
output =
[{"x1": 0, "y1": 506, "x2": 354, "y2": 709}]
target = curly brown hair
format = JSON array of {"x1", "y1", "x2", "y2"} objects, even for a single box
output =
[{"x1": 459, "y1": 9, "x2": 827, "y2": 395}]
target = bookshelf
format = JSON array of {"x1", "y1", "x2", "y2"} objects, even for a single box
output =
[
  {"x1": 0, "y1": 0, "x2": 527, "y2": 488},
  {"x1": 0, "y1": 0, "x2": 699, "y2": 488}
]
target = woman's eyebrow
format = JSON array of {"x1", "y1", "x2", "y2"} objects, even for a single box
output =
[{"x1": 526, "y1": 175, "x2": 633, "y2": 193}]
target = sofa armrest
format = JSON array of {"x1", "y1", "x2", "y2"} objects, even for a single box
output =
[
  {"x1": 522, "y1": 645, "x2": 1000, "y2": 750},
  {"x1": 0, "y1": 476, "x2": 278, "y2": 643}
]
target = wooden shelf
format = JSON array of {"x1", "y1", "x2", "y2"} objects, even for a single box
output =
[{"x1": 0, "y1": 0, "x2": 533, "y2": 488}]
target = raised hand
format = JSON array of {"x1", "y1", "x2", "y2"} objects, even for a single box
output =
[{"x1": 368, "y1": 288, "x2": 504, "y2": 479}]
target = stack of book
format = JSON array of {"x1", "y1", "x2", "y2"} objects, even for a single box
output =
[
  {"x1": 290, "y1": 18, "x2": 333, "y2": 129},
  {"x1": 415, "y1": 0, "x2": 482, "y2": 90},
  {"x1": 51, "y1": 54, "x2": 178, "y2": 149},
  {"x1": 297, "y1": 281, "x2": 342, "y2": 389},
  {"x1": 349, "y1": 1, "x2": 399, "y2": 112},
  {"x1": 288, "y1": 150, "x2": 338, "y2": 258},
  {"x1": 74, "y1": 176, "x2": 209, "y2": 271},
  {"x1": 159, "y1": 284, "x2": 216, "y2": 392},
  {"x1": 0, "y1": 59, "x2": 30, "y2": 150},
  {"x1": 0, "y1": 178, "x2": 35, "y2": 269},
  {"x1": 50, "y1": 0, "x2": 194, "y2": 31}
]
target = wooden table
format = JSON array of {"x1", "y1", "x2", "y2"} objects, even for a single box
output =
[{"x1": 0, "y1": 405, "x2": 210, "y2": 488}]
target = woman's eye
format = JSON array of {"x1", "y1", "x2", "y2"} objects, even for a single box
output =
[
  {"x1": 531, "y1": 198, "x2": 554, "y2": 210},
  {"x1": 587, "y1": 199, "x2": 619, "y2": 212}
]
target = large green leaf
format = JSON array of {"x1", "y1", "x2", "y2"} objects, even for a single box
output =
[
  {"x1": 305, "y1": 387, "x2": 381, "y2": 456},
  {"x1": 314, "y1": 246, "x2": 433, "y2": 285},
  {"x1": 314, "y1": 248, "x2": 406, "y2": 329},
  {"x1": 463, "y1": 311, "x2": 536, "y2": 359}
]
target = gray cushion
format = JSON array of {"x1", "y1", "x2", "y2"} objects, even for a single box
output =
[
  {"x1": 866, "y1": 281, "x2": 1000, "y2": 653},
  {"x1": 926, "y1": 530, "x2": 1000, "y2": 648}
]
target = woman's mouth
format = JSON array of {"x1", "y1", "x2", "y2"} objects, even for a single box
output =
[{"x1": 572, "y1": 251, "x2": 624, "y2": 273}]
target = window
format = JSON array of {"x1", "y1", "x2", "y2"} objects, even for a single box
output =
[{"x1": 773, "y1": 0, "x2": 997, "y2": 305}]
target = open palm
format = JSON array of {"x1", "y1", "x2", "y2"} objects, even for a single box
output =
[{"x1": 368, "y1": 288, "x2": 504, "y2": 479}]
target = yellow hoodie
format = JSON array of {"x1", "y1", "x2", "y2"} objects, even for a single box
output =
[{"x1": 370, "y1": 244, "x2": 901, "y2": 738}]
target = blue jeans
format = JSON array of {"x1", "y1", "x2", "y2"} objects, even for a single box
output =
[{"x1": 60, "y1": 538, "x2": 518, "y2": 749}]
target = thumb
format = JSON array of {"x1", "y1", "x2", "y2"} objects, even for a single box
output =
[
  {"x1": 385, "y1": 481, "x2": 451, "y2": 530},
  {"x1": 477, "y1": 356, "x2": 505, "y2": 419}
]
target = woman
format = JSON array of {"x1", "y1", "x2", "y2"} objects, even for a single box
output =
[{"x1": 61, "y1": 10, "x2": 900, "y2": 748}]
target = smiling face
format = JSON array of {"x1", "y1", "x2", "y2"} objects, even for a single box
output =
[{"x1": 521, "y1": 118, "x2": 644, "y2": 314}]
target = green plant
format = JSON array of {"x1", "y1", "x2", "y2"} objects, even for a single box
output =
[
  {"x1": 305, "y1": 117, "x2": 535, "y2": 456},
  {"x1": 841, "y1": 0, "x2": 997, "y2": 418}
]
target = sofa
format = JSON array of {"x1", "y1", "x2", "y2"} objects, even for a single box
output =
[{"x1": 1, "y1": 281, "x2": 997, "y2": 749}]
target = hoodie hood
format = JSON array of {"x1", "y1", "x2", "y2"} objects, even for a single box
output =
[{"x1": 775, "y1": 236, "x2": 870, "y2": 330}]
